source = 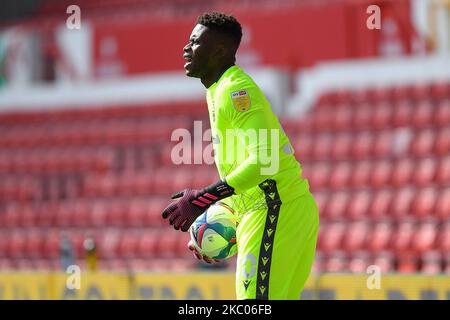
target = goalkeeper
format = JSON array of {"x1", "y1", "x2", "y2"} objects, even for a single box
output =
[{"x1": 162, "y1": 12, "x2": 319, "y2": 300}]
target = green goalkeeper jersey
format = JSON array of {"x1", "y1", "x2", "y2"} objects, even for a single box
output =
[{"x1": 206, "y1": 65, "x2": 310, "y2": 219}]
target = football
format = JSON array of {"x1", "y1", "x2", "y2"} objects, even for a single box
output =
[{"x1": 189, "y1": 202, "x2": 239, "y2": 260}]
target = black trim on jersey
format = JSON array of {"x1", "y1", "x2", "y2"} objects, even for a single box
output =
[{"x1": 255, "y1": 179, "x2": 282, "y2": 300}]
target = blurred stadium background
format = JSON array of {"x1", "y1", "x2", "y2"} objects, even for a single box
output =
[{"x1": 0, "y1": 0, "x2": 449, "y2": 300}]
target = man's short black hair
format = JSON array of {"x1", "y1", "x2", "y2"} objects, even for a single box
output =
[{"x1": 197, "y1": 11, "x2": 243, "y2": 49}]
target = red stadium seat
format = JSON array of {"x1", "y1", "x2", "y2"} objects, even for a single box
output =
[
  {"x1": 351, "y1": 131, "x2": 374, "y2": 159},
  {"x1": 392, "y1": 101, "x2": 413, "y2": 127},
  {"x1": 89, "y1": 201, "x2": 108, "y2": 227},
  {"x1": 324, "y1": 251, "x2": 348, "y2": 273},
  {"x1": 324, "y1": 191, "x2": 350, "y2": 221},
  {"x1": 367, "y1": 220, "x2": 393, "y2": 253},
  {"x1": 390, "y1": 188, "x2": 415, "y2": 219},
  {"x1": 98, "y1": 230, "x2": 120, "y2": 259},
  {"x1": 346, "y1": 190, "x2": 371, "y2": 220},
  {"x1": 435, "y1": 156, "x2": 450, "y2": 186},
  {"x1": 372, "y1": 130, "x2": 393, "y2": 158},
  {"x1": 370, "y1": 160, "x2": 392, "y2": 188},
  {"x1": 308, "y1": 162, "x2": 331, "y2": 190},
  {"x1": 371, "y1": 103, "x2": 393, "y2": 129},
  {"x1": 348, "y1": 251, "x2": 371, "y2": 273},
  {"x1": 107, "y1": 200, "x2": 127, "y2": 227},
  {"x1": 319, "y1": 221, "x2": 346, "y2": 252},
  {"x1": 433, "y1": 100, "x2": 450, "y2": 126},
  {"x1": 155, "y1": 228, "x2": 178, "y2": 258},
  {"x1": 137, "y1": 232, "x2": 158, "y2": 259},
  {"x1": 369, "y1": 189, "x2": 392, "y2": 220},
  {"x1": 42, "y1": 229, "x2": 60, "y2": 259},
  {"x1": 373, "y1": 251, "x2": 395, "y2": 273},
  {"x1": 314, "y1": 192, "x2": 329, "y2": 217},
  {"x1": 390, "y1": 158, "x2": 414, "y2": 187},
  {"x1": 125, "y1": 200, "x2": 146, "y2": 227},
  {"x1": 411, "y1": 101, "x2": 433, "y2": 128},
  {"x1": 431, "y1": 81, "x2": 450, "y2": 100},
  {"x1": 352, "y1": 103, "x2": 373, "y2": 130},
  {"x1": 409, "y1": 129, "x2": 435, "y2": 156},
  {"x1": 437, "y1": 222, "x2": 450, "y2": 254},
  {"x1": 421, "y1": 251, "x2": 443, "y2": 274},
  {"x1": 311, "y1": 106, "x2": 333, "y2": 131},
  {"x1": 342, "y1": 221, "x2": 369, "y2": 252},
  {"x1": 331, "y1": 104, "x2": 352, "y2": 131},
  {"x1": 392, "y1": 219, "x2": 415, "y2": 253},
  {"x1": 435, "y1": 188, "x2": 450, "y2": 221},
  {"x1": 174, "y1": 231, "x2": 192, "y2": 258},
  {"x1": 328, "y1": 161, "x2": 352, "y2": 189},
  {"x1": 350, "y1": 160, "x2": 372, "y2": 188},
  {"x1": 24, "y1": 230, "x2": 44, "y2": 259},
  {"x1": 411, "y1": 187, "x2": 438, "y2": 219},
  {"x1": 413, "y1": 157, "x2": 437, "y2": 187},
  {"x1": 117, "y1": 231, "x2": 140, "y2": 259},
  {"x1": 397, "y1": 251, "x2": 419, "y2": 273},
  {"x1": 330, "y1": 133, "x2": 352, "y2": 160},
  {"x1": 433, "y1": 127, "x2": 450, "y2": 156},
  {"x1": 411, "y1": 219, "x2": 438, "y2": 253},
  {"x1": 144, "y1": 197, "x2": 166, "y2": 227},
  {"x1": 311, "y1": 133, "x2": 333, "y2": 159}
]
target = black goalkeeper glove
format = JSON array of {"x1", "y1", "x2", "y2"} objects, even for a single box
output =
[{"x1": 161, "y1": 179, "x2": 235, "y2": 232}]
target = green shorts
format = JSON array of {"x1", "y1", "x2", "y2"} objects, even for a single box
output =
[{"x1": 235, "y1": 179, "x2": 319, "y2": 300}]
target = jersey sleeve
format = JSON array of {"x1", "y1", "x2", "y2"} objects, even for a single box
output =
[{"x1": 219, "y1": 85, "x2": 280, "y2": 195}]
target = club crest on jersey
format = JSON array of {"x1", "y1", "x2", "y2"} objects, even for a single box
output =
[{"x1": 231, "y1": 90, "x2": 251, "y2": 112}]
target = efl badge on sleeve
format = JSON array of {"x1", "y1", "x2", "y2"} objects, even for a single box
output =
[{"x1": 231, "y1": 90, "x2": 251, "y2": 112}]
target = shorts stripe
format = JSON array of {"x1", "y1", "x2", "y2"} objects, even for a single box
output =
[{"x1": 255, "y1": 179, "x2": 282, "y2": 300}]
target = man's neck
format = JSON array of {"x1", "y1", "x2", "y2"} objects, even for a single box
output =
[{"x1": 201, "y1": 63, "x2": 235, "y2": 89}]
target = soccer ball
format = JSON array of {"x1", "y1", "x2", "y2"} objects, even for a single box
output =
[{"x1": 189, "y1": 202, "x2": 238, "y2": 260}]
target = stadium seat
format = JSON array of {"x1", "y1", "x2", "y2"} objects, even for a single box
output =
[
  {"x1": 411, "y1": 219, "x2": 438, "y2": 253},
  {"x1": 311, "y1": 133, "x2": 333, "y2": 159},
  {"x1": 367, "y1": 220, "x2": 393, "y2": 253},
  {"x1": 314, "y1": 192, "x2": 329, "y2": 219},
  {"x1": 421, "y1": 251, "x2": 443, "y2": 274},
  {"x1": 411, "y1": 129, "x2": 436, "y2": 156},
  {"x1": 370, "y1": 160, "x2": 392, "y2": 188},
  {"x1": 392, "y1": 219, "x2": 416, "y2": 253},
  {"x1": 411, "y1": 101, "x2": 433, "y2": 128},
  {"x1": 435, "y1": 156, "x2": 450, "y2": 186},
  {"x1": 371, "y1": 103, "x2": 392, "y2": 129},
  {"x1": 390, "y1": 188, "x2": 415, "y2": 219},
  {"x1": 396, "y1": 250, "x2": 419, "y2": 273},
  {"x1": 89, "y1": 201, "x2": 108, "y2": 227},
  {"x1": 435, "y1": 188, "x2": 450, "y2": 221},
  {"x1": 350, "y1": 160, "x2": 372, "y2": 188},
  {"x1": 42, "y1": 229, "x2": 61, "y2": 259},
  {"x1": 433, "y1": 127, "x2": 450, "y2": 156},
  {"x1": 324, "y1": 191, "x2": 349, "y2": 220},
  {"x1": 117, "y1": 231, "x2": 139, "y2": 259},
  {"x1": 308, "y1": 161, "x2": 331, "y2": 190},
  {"x1": 352, "y1": 104, "x2": 373, "y2": 130},
  {"x1": 392, "y1": 101, "x2": 413, "y2": 127},
  {"x1": 348, "y1": 251, "x2": 371, "y2": 273},
  {"x1": 372, "y1": 251, "x2": 395, "y2": 273},
  {"x1": 324, "y1": 251, "x2": 348, "y2": 273},
  {"x1": 390, "y1": 158, "x2": 414, "y2": 187},
  {"x1": 372, "y1": 130, "x2": 393, "y2": 158},
  {"x1": 433, "y1": 100, "x2": 450, "y2": 127},
  {"x1": 411, "y1": 187, "x2": 438, "y2": 219},
  {"x1": 319, "y1": 221, "x2": 346, "y2": 252},
  {"x1": 144, "y1": 197, "x2": 166, "y2": 226},
  {"x1": 330, "y1": 133, "x2": 352, "y2": 160},
  {"x1": 328, "y1": 161, "x2": 351, "y2": 189},
  {"x1": 430, "y1": 81, "x2": 450, "y2": 100},
  {"x1": 155, "y1": 228, "x2": 179, "y2": 258},
  {"x1": 342, "y1": 221, "x2": 369, "y2": 252},
  {"x1": 346, "y1": 190, "x2": 371, "y2": 220},
  {"x1": 137, "y1": 232, "x2": 158, "y2": 258},
  {"x1": 331, "y1": 105, "x2": 352, "y2": 131},
  {"x1": 436, "y1": 222, "x2": 450, "y2": 255},
  {"x1": 125, "y1": 200, "x2": 147, "y2": 227},
  {"x1": 369, "y1": 189, "x2": 392, "y2": 220},
  {"x1": 24, "y1": 230, "x2": 45, "y2": 259},
  {"x1": 107, "y1": 200, "x2": 127, "y2": 227},
  {"x1": 351, "y1": 131, "x2": 374, "y2": 159},
  {"x1": 412, "y1": 157, "x2": 437, "y2": 187}
]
